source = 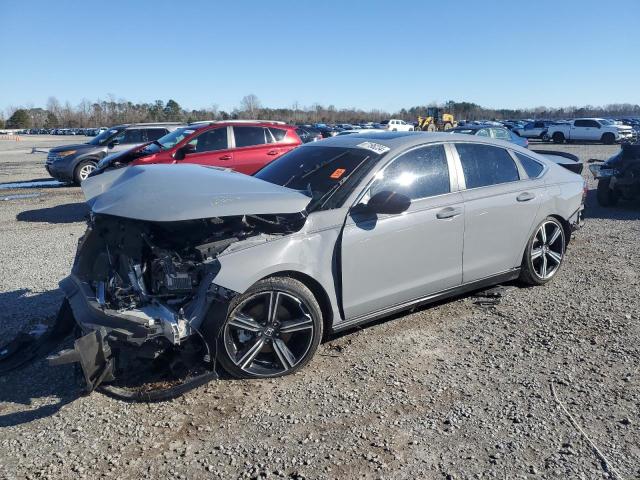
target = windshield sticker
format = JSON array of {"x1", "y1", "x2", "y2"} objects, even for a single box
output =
[
  {"x1": 330, "y1": 168, "x2": 346, "y2": 179},
  {"x1": 356, "y1": 141, "x2": 390, "y2": 155}
]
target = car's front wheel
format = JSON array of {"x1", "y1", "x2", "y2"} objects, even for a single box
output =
[
  {"x1": 74, "y1": 160, "x2": 97, "y2": 184},
  {"x1": 215, "y1": 277, "x2": 323, "y2": 379},
  {"x1": 519, "y1": 217, "x2": 566, "y2": 286}
]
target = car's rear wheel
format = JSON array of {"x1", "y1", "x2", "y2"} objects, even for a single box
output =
[
  {"x1": 519, "y1": 217, "x2": 566, "y2": 286},
  {"x1": 427, "y1": 123, "x2": 437, "y2": 132},
  {"x1": 601, "y1": 132, "x2": 615, "y2": 145},
  {"x1": 552, "y1": 132, "x2": 565, "y2": 144},
  {"x1": 74, "y1": 160, "x2": 97, "y2": 184},
  {"x1": 596, "y1": 178, "x2": 618, "y2": 206},
  {"x1": 216, "y1": 277, "x2": 323, "y2": 379}
]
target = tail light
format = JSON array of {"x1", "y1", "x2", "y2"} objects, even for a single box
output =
[{"x1": 582, "y1": 180, "x2": 588, "y2": 204}]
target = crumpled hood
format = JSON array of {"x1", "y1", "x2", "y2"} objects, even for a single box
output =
[
  {"x1": 81, "y1": 164, "x2": 312, "y2": 222},
  {"x1": 95, "y1": 143, "x2": 152, "y2": 171}
]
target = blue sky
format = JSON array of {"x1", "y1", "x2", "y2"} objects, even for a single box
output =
[{"x1": 1, "y1": 0, "x2": 639, "y2": 113}]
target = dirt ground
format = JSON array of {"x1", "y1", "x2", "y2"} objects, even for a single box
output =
[{"x1": 0, "y1": 135, "x2": 638, "y2": 479}]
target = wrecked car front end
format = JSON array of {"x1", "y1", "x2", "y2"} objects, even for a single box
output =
[{"x1": 28, "y1": 164, "x2": 310, "y2": 398}]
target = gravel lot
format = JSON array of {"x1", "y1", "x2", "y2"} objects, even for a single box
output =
[{"x1": 0, "y1": 135, "x2": 638, "y2": 479}]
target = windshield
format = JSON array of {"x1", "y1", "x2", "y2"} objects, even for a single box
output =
[
  {"x1": 140, "y1": 127, "x2": 198, "y2": 154},
  {"x1": 88, "y1": 128, "x2": 121, "y2": 146},
  {"x1": 255, "y1": 146, "x2": 381, "y2": 211}
]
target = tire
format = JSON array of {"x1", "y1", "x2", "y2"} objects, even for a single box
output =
[
  {"x1": 552, "y1": 132, "x2": 565, "y2": 144},
  {"x1": 519, "y1": 217, "x2": 566, "y2": 286},
  {"x1": 596, "y1": 178, "x2": 618, "y2": 206},
  {"x1": 426, "y1": 123, "x2": 437, "y2": 132},
  {"x1": 541, "y1": 133, "x2": 551, "y2": 142},
  {"x1": 74, "y1": 159, "x2": 97, "y2": 184},
  {"x1": 443, "y1": 122, "x2": 453, "y2": 131},
  {"x1": 601, "y1": 132, "x2": 615, "y2": 145},
  {"x1": 213, "y1": 277, "x2": 323, "y2": 379}
]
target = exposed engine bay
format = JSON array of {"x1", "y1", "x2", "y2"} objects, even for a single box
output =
[{"x1": 0, "y1": 210, "x2": 306, "y2": 400}]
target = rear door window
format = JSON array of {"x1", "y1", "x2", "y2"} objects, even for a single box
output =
[
  {"x1": 455, "y1": 143, "x2": 520, "y2": 189},
  {"x1": 234, "y1": 126, "x2": 269, "y2": 147},
  {"x1": 191, "y1": 128, "x2": 228, "y2": 153},
  {"x1": 144, "y1": 128, "x2": 168, "y2": 141},
  {"x1": 574, "y1": 120, "x2": 589, "y2": 128},
  {"x1": 369, "y1": 144, "x2": 450, "y2": 200},
  {"x1": 121, "y1": 129, "x2": 144, "y2": 144},
  {"x1": 270, "y1": 128, "x2": 287, "y2": 142}
]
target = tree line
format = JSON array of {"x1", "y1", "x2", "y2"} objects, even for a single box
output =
[{"x1": 3, "y1": 95, "x2": 640, "y2": 129}]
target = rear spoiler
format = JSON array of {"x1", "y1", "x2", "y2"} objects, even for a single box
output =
[{"x1": 531, "y1": 150, "x2": 579, "y2": 162}]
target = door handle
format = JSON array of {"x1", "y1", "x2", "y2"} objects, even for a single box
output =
[
  {"x1": 517, "y1": 192, "x2": 535, "y2": 202},
  {"x1": 267, "y1": 150, "x2": 279, "y2": 156},
  {"x1": 436, "y1": 207, "x2": 462, "y2": 219},
  {"x1": 219, "y1": 155, "x2": 232, "y2": 160}
]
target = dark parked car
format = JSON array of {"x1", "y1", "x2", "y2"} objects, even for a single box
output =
[
  {"x1": 295, "y1": 126, "x2": 323, "y2": 143},
  {"x1": 45, "y1": 123, "x2": 184, "y2": 184},
  {"x1": 589, "y1": 143, "x2": 640, "y2": 206}
]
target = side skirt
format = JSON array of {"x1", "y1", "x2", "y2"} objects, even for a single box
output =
[{"x1": 331, "y1": 269, "x2": 520, "y2": 333}]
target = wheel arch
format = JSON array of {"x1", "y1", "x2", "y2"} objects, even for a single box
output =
[
  {"x1": 264, "y1": 270, "x2": 334, "y2": 338},
  {"x1": 549, "y1": 214, "x2": 572, "y2": 246}
]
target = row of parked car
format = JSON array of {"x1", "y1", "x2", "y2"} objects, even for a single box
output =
[
  {"x1": 490, "y1": 118, "x2": 639, "y2": 144},
  {"x1": 47, "y1": 119, "x2": 596, "y2": 184}
]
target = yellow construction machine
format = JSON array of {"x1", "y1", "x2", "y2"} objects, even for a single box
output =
[{"x1": 416, "y1": 107, "x2": 456, "y2": 131}]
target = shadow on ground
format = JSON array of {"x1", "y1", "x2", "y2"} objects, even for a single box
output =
[{"x1": 16, "y1": 202, "x2": 88, "y2": 224}]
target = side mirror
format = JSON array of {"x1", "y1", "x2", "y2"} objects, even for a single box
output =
[
  {"x1": 107, "y1": 141, "x2": 115, "y2": 149},
  {"x1": 173, "y1": 144, "x2": 195, "y2": 161},
  {"x1": 362, "y1": 190, "x2": 411, "y2": 215}
]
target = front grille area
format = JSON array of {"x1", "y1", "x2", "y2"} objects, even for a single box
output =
[{"x1": 46, "y1": 152, "x2": 60, "y2": 166}]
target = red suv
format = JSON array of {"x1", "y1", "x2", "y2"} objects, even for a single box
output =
[{"x1": 103, "y1": 121, "x2": 302, "y2": 175}]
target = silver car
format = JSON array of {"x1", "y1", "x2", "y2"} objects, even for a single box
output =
[{"x1": 46, "y1": 132, "x2": 585, "y2": 389}]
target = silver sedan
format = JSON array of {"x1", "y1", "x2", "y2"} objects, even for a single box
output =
[{"x1": 51, "y1": 132, "x2": 586, "y2": 387}]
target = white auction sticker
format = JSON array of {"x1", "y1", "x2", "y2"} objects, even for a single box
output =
[{"x1": 356, "y1": 141, "x2": 390, "y2": 154}]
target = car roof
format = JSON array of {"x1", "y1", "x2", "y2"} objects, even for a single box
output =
[
  {"x1": 110, "y1": 122, "x2": 185, "y2": 129},
  {"x1": 305, "y1": 131, "x2": 534, "y2": 157},
  {"x1": 189, "y1": 120, "x2": 294, "y2": 129},
  {"x1": 451, "y1": 124, "x2": 501, "y2": 131}
]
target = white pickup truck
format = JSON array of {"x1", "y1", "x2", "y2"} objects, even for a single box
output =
[{"x1": 546, "y1": 118, "x2": 635, "y2": 144}]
